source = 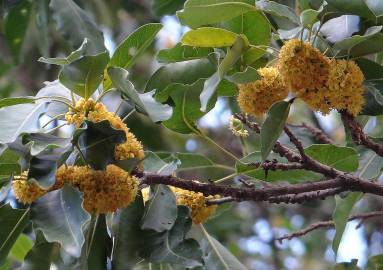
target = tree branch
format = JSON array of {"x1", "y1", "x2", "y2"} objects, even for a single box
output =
[
  {"x1": 341, "y1": 110, "x2": 383, "y2": 157},
  {"x1": 276, "y1": 210, "x2": 383, "y2": 242}
]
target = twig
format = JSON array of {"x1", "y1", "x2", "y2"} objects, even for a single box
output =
[
  {"x1": 206, "y1": 197, "x2": 234, "y2": 205},
  {"x1": 276, "y1": 210, "x2": 383, "y2": 242},
  {"x1": 288, "y1": 123, "x2": 334, "y2": 144},
  {"x1": 341, "y1": 111, "x2": 383, "y2": 157}
]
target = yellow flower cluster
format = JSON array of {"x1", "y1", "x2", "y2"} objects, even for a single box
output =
[
  {"x1": 12, "y1": 172, "x2": 64, "y2": 204},
  {"x1": 56, "y1": 165, "x2": 138, "y2": 213},
  {"x1": 277, "y1": 39, "x2": 365, "y2": 116},
  {"x1": 66, "y1": 98, "x2": 145, "y2": 161},
  {"x1": 237, "y1": 67, "x2": 288, "y2": 116},
  {"x1": 278, "y1": 39, "x2": 330, "y2": 91},
  {"x1": 141, "y1": 185, "x2": 218, "y2": 224}
]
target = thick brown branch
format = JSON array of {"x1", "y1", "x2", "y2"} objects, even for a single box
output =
[
  {"x1": 301, "y1": 123, "x2": 334, "y2": 144},
  {"x1": 276, "y1": 210, "x2": 383, "y2": 241},
  {"x1": 267, "y1": 187, "x2": 345, "y2": 204},
  {"x1": 341, "y1": 111, "x2": 383, "y2": 157}
]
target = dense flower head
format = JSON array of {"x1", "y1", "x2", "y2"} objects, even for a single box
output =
[
  {"x1": 278, "y1": 39, "x2": 330, "y2": 91},
  {"x1": 66, "y1": 98, "x2": 145, "y2": 161},
  {"x1": 326, "y1": 59, "x2": 365, "y2": 116},
  {"x1": 293, "y1": 87, "x2": 332, "y2": 114},
  {"x1": 141, "y1": 185, "x2": 219, "y2": 224},
  {"x1": 56, "y1": 165, "x2": 138, "y2": 213},
  {"x1": 237, "y1": 67, "x2": 288, "y2": 116},
  {"x1": 12, "y1": 172, "x2": 64, "y2": 204}
]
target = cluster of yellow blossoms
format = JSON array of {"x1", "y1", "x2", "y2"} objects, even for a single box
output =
[
  {"x1": 237, "y1": 39, "x2": 365, "y2": 116},
  {"x1": 13, "y1": 99, "x2": 144, "y2": 213},
  {"x1": 142, "y1": 186, "x2": 219, "y2": 224}
]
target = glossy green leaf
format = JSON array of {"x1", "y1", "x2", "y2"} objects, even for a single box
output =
[
  {"x1": 140, "y1": 185, "x2": 177, "y2": 232},
  {"x1": 9, "y1": 234, "x2": 33, "y2": 262},
  {"x1": 152, "y1": 0, "x2": 186, "y2": 16},
  {"x1": 157, "y1": 43, "x2": 213, "y2": 63},
  {"x1": 221, "y1": 11, "x2": 271, "y2": 46},
  {"x1": 4, "y1": 0, "x2": 32, "y2": 63},
  {"x1": 177, "y1": 0, "x2": 255, "y2": 28},
  {"x1": 199, "y1": 225, "x2": 247, "y2": 270},
  {"x1": 261, "y1": 101, "x2": 291, "y2": 161},
  {"x1": 38, "y1": 39, "x2": 89, "y2": 65},
  {"x1": 112, "y1": 194, "x2": 145, "y2": 270},
  {"x1": 256, "y1": 0, "x2": 300, "y2": 24},
  {"x1": 0, "y1": 103, "x2": 47, "y2": 144},
  {"x1": 73, "y1": 120, "x2": 126, "y2": 170},
  {"x1": 200, "y1": 37, "x2": 247, "y2": 112},
  {"x1": 50, "y1": 0, "x2": 105, "y2": 54},
  {"x1": 20, "y1": 233, "x2": 56, "y2": 270},
  {"x1": 104, "y1": 23, "x2": 163, "y2": 90},
  {"x1": 59, "y1": 51, "x2": 109, "y2": 99},
  {"x1": 0, "y1": 97, "x2": 34, "y2": 108},
  {"x1": 304, "y1": 144, "x2": 359, "y2": 172},
  {"x1": 0, "y1": 204, "x2": 30, "y2": 265},
  {"x1": 31, "y1": 185, "x2": 90, "y2": 257},
  {"x1": 181, "y1": 27, "x2": 238, "y2": 48},
  {"x1": 107, "y1": 67, "x2": 173, "y2": 122},
  {"x1": 141, "y1": 206, "x2": 203, "y2": 268}
]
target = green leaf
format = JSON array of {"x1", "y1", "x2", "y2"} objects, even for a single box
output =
[
  {"x1": 50, "y1": 0, "x2": 105, "y2": 54},
  {"x1": 107, "y1": 67, "x2": 173, "y2": 122},
  {"x1": 31, "y1": 185, "x2": 90, "y2": 257},
  {"x1": 59, "y1": 51, "x2": 109, "y2": 99},
  {"x1": 300, "y1": 9, "x2": 319, "y2": 28},
  {"x1": 0, "y1": 149, "x2": 20, "y2": 177},
  {"x1": 181, "y1": 27, "x2": 238, "y2": 48},
  {"x1": 200, "y1": 37, "x2": 247, "y2": 112},
  {"x1": 177, "y1": 0, "x2": 256, "y2": 28},
  {"x1": 38, "y1": 39, "x2": 89, "y2": 65},
  {"x1": 332, "y1": 193, "x2": 363, "y2": 256},
  {"x1": 35, "y1": 0, "x2": 50, "y2": 57},
  {"x1": 0, "y1": 97, "x2": 34, "y2": 108},
  {"x1": 199, "y1": 225, "x2": 247, "y2": 270},
  {"x1": 152, "y1": 0, "x2": 186, "y2": 16},
  {"x1": 0, "y1": 103, "x2": 47, "y2": 144},
  {"x1": 20, "y1": 232, "x2": 56, "y2": 270},
  {"x1": 221, "y1": 11, "x2": 271, "y2": 46},
  {"x1": 104, "y1": 23, "x2": 163, "y2": 89},
  {"x1": 162, "y1": 80, "x2": 215, "y2": 133},
  {"x1": 22, "y1": 133, "x2": 71, "y2": 156},
  {"x1": 366, "y1": 254, "x2": 383, "y2": 270},
  {"x1": 141, "y1": 185, "x2": 177, "y2": 232},
  {"x1": 304, "y1": 144, "x2": 359, "y2": 172},
  {"x1": 73, "y1": 120, "x2": 126, "y2": 170},
  {"x1": 333, "y1": 259, "x2": 361, "y2": 270},
  {"x1": 4, "y1": 0, "x2": 32, "y2": 63},
  {"x1": 326, "y1": 0, "x2": 381, "y2": 23},
  {"x1": 256, "y1": 0, "x2": 300, "y2": 24},
  {"x1": 112, "y1": 194, "x2": 145, "y2": 270},
  {"x1": 9, "y1": 234, "x2": 33, "y2": 262},
  {"x1": 155, "y1": 152, "x2": 219, "y2": 172},
  {"x1": 0, "y1": 204, "x2": 30, "y2": 265},
  {"x1": 260, "y1": 101, "x2": 291, "y2": 161},
  {"x1": 141, "y1": 206, "x2": 203, "y2": 268},
  {"x1": 236, "y1": 152, "x2": 321, "y2": 183},
  {"x1": 143, "y1": 151, "x2": 180, "y2": 175},
  {"x1": 334, "y1": 26, "x2": 382, "y2": 52},
  {"x1": 146, "y1": 57, "x2": 216, "y2": 95},
  {"x1": 82, "y1": 215, "x2": 110, "y2": 270},
  {"x1": 157, "y1": 43, "x2": 213, "y2": 63},
  {"x1": 226, "y1": 67, "x2": 260, "y2": 84}
]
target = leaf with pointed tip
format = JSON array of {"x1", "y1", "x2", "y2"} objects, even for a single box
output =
[
  {"x1": 31, "y1": 185, "x2": 90, "y2": 257},
  {"x1": 141, "y1": 185, "x2": 177, "y2": 232},
  {"x1": 261, "y1": 101, "x2": 291, "y2": 161},
  {"x1": 59, "y1": 52, "x2": 109, "y2": 99},
  {"x1": 141, "y1": 206, "x2": 203, "y2": 268},
  {"x1": 73, "y1": 120, "x2": 126, "y2": 170},
  {"x1": 0, "y1": 204, "x2": 30, "y2": 265},
  {"x1": 50, "y1": 0, "x2": 105, "y2": 54},
  {"x1": 112, "y1": 195, "x2": 145, "y2": 270},
  {"x1": 0, "y1": 103, "x2": 47, "y2": 144},
  {"x1": 38, "y1": 39, "x2": 89, "y2": 65},
  {"x1": 107, "y1": 67, "x2": 173, "y2": 122}
]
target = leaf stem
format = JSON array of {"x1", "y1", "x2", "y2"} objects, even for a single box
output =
[
  {"x1": 122, "y1": 109, "x2": 136, "y2": 122},
  {"x1": 214, "y1": 173, "x2": 238, "y2": 183},
  {"x1": 42, "y1": 113, "x2": 66, "y2": 128}
]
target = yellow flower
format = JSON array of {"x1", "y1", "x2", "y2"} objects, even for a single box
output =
[
  {"x1": 65, "y1": 98, "x2": 145, "y2": 162},
  {"x1": 278, "y1": 39, "x2": 330, "y2": 91},
  {"x1": 12, "y1": 172, "x2": 64, "y2": 204},
  {"x1": 293, "y1": 87, "x2": 332, "y2": 115},
  {"x1": 141, "y1": 185, "x2": 218, "y2": 224},
  {"x1": 237, "y1": 67, "x2": 288, "y2": 116},
  {"x1": 326, "y1": 59, "x2": 365, "y2": 116},
  {"x1": 56, "y1": 165, "x2": 138, "y2": 213}
]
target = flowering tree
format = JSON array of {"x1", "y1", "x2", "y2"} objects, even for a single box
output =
[{"x1": 2, "y1": 0, "x2": 383, "y2": 269}]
